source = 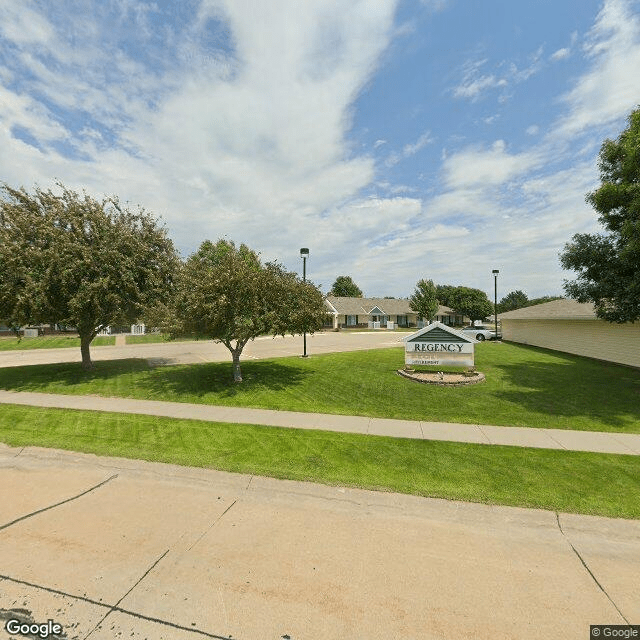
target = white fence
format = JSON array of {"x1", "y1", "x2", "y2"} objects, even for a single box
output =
[{"x1": 131, "y1": 324, "x2": 146, "y2": 335}]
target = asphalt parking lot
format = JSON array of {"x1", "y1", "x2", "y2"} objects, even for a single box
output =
[
  {"x1": 0, "y1": 331, "x2": 405, "y2": 369},
  {"x1": 1, "y1": 445, "x2": 638, "y2": 640}
]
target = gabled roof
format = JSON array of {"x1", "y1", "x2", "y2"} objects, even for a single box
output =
[
  {"x1": 326, "y1": 296, "x2": 462, "y2": 317},
  {"x1": 499, "y1": 298, "x2": 597, "y2": 320},
  {"x1": 403, "y1": 321, "x2": 475, "y2": 343}
]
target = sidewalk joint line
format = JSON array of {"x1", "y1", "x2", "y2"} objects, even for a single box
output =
[
  {"x1": 475, "y1": 424, "x2": 492, "y2": 444},
  {"x1": 187, "y1": 499, "x2": 238, "y2": 552},
  {"x1": 84, "y1": 548, "x2": 171, "y2": 639},
  {"x1": 546, "y1": 433, "x2": 568, "y2": 450},
  {"x1": 0, "y1": 573, "x2": 228, "y2": 639},
  {"x1": 554, "y1": 512, "x2": 629, "y2": 625},
  {"x1": 0, "y1": 474, "x2": 118, "y2": 532}
]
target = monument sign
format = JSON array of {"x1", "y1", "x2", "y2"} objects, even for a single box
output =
[{"x1": 403, "y1": 322, "x2": 475, "y2": 367}]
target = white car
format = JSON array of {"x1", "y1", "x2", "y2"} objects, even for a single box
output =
[{"x1": 461, "y1": 325, "x2": 499, "y2": 341}]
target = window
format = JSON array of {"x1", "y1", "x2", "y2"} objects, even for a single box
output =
[{"x1": 346, "y1": 315, "x2": 358, "y2": 326}]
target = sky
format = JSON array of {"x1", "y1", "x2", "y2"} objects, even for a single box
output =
[{"x1": 1, "y1": 0, "x2": 639, "y2": 300}]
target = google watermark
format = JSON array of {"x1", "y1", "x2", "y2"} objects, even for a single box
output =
[
  {"x1": 591, "y1": 626, "x2": 640, "y2": 638},
  {"x1": 4, "y1": 618, "x2": 64, "y2": 638}
]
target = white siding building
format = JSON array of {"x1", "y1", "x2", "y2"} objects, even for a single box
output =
[{"x1": 500, "y1": 299, "x2": 640, "y2": 368}]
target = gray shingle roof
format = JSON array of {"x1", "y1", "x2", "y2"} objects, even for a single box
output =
[
  {"x1": 325, "y1": 296, "x2": 458, "y2": 317},
  {"x1": 499, "y1": 298, "x2": 596, "y2": 320}
]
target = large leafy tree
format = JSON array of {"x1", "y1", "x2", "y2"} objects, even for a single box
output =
[
  {"x1": 435, "y1": 284, "x2": 458, "y2": 307},
  {"x1": 170, "y1": 239, "x2": 327, "y2": 382},
  {"x1": 0, "y1": 182, "x2": 178, "y2": 369},
  {"x1": 449, "y1": 287, "x2": 492, "y2": 323},
  {"x1": 498, "y1": 290, "x2": 529, "y2": 313},
  {"x1": 560, "y1": 107, "x2": 640, "y2": 323},
  {"x1": 329, "y1": 275, "x2": 363, "y2": 297},
  {"x1": 409, "y1": 279, "x2": 439, "y2": 322}
]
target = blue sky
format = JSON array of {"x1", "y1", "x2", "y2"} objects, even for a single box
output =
[{"x1": 1, "y1": 0, "x2": 639, "y2": 300}]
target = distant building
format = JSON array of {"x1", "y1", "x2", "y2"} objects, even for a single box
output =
[
  {"x1": 499, "y1": 298, "x2": 640, "y2": 368},
  {"x1": 325, "y1": 296, "x2": 467, "y2": 329}
]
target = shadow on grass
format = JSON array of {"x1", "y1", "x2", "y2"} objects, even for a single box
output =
[
  {"x1": 0, "y1": 357, "x2": 310, "y2": 400},
  {"x1": 143, "y1": 359, "x2": 309, "y2": 399},
  {"x1": 0, "y1": 359, "x2": 151, "y2": 390},
  {"x1": 490, "y1": 345, "x2": 640, "y2": 428}
]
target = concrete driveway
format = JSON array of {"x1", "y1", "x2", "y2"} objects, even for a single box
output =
[
  {"x1": 0, "y1": 331, "x2": 405, "y2": 369},
  {"x1": 1, "y1": 444, "x2": 637, "y2": 639}
]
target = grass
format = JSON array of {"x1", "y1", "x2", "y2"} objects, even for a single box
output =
[
  {"x1": 0, "y1": 335, "x2": 115, "y2": 350},
  {"x1": 0, "y1": 342, "x2": 639, "y2": 433},
  {"x1": 0, "y1": 403, "x2": 638, "y2": 519},
  {"x1": 125, "y1": 333, "x2": 213, "y2": 344}
]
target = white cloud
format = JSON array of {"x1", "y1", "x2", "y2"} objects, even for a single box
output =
[
  {"x1": 0, "y1": 0, "x2": 398, "y2": 262},
  {"x1": 526, "y1": 125, "x2": 539, "y2": 135},
  {"x1": 558, "y1": 0, "x2": 640, "y2": 135},
  {"x1": 442, "y1": 140, "x2": 542, "y2": 189},
  {"x1": 402, "y1": 131, "x2": 433, "y2": 156},
  {"x1": 453, "y1": 72, "x2": 507, "y2": 100},
  {"x1": 385, "y1": 130, "x2": 433, "y2": 166},
  {"x1": 550, "y1": 47, "x2": 571, "y2": 61}
]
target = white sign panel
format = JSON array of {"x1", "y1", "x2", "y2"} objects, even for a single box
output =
[{"x1": 403, "y1": 322, "x2": 476, "y2": 367}]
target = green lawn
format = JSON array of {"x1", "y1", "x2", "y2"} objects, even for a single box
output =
[
  {"x1": 0, "y1": 342, "x2": 639, "y2": 433},
  {"x1": 125, "y1": 333, "x2": 212, "y2": 344},
  {"x1": 0, "y1": 335, "x2": 115, "y2": 350},
  {"x1": 0, "y1": 403, "x2": 637, "y2": 519}
]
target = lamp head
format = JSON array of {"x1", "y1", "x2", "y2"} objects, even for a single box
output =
[
  {"x1": 492, "y1": 269, "x2": 499, "y2": 275},
  {"x1": 300, "y1": 247, "x2": 309, "y2": 258}
]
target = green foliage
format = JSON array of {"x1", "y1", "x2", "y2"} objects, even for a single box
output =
[
  {"x1": 0, "y1": 182, "x2": 178, "y2": 368},
  {"x1": 329, "y1": 275, "x2": 363, "y2": 297},
  {"x1": 560, "y1": 107, "x2": 640, "y2": 323},
  {"x1": 435, "y1": 284, "x2": 458, "y2": 307},
  {"x1": 498, "y1": 290, "x2": 528, "y2": 313},
  {"x1": 449, "y1": 286, "x2": 492, "y2": 322},
  {"x1": 168, "y1": 239, "x2": 327, "y2": 381},
  {"x1": 409, "y1": 278, "x2": 439, "y2": 321}
]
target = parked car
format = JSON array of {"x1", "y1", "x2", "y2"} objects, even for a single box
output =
[{"x1": 461, "y1": 325, "x2": 499, "y2": 341}]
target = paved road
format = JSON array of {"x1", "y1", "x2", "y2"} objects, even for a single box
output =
[
  {"x1": 1, "y1": 389, "x2": 639, "y2": 455},
  {"x1": 1, "y1": 445, "x2": 637, "y2": 640},
  {"x1": 0, "y1": 331, "x2": 406, "y2": 368}
]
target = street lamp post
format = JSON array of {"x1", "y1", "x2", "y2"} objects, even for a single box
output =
[
  {"x1": 300, "y1": 247, "x2": 309, "y2": 357},
  {"x1": 492, "y1": 269, "x2": 499, "y2": 340}
]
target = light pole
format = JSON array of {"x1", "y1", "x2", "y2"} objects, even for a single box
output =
[
  {"x1": 300, "y1": 247, "x2": 309, "y2": 357},
  {"x1": 492, "y1": 269, "x2": 499, "y2": 340}
]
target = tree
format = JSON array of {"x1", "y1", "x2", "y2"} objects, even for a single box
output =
[
  {"x1": 170, "y1": 239, "x2": 327, "y2": 382},
  {"x1": 409, "y1": 279, "x2": 439, "y2": 323},
  {"x1": 435, "y1": 284, "x2": 458, "y2": 307},
  {"x1": 329, "y1": 275, "x2": 363, "y2": 297},
  {"x1": 498, "y1": 290, "x2": 529, "y2": 313},
  {"x1": 449, "y1": 287, "x2": 492, "y2": 323},
  {"x1": 560, "y1": 107, "x2": 640, "y2": 323},
  {"x1": 0, "y1": 182, "x2": 178, "y2": 369}
]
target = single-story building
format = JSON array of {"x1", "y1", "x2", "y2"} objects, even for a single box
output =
[
  {"x1": 499, "y1": 298, "x2": 640, "y2": 368},
  {"x1": 325, "y1": 296, "x2": 467, "y2": 329}
]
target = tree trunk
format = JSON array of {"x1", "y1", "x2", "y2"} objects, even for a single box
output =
[
  {"x1": 80, "y1": 334, "x2": 94, "y2": 370},
  {"x1": 232, "y1": 349, "x2": 242, "y2": 383}
]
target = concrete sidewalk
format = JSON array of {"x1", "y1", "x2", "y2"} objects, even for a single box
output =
[
  {"x1": 0, "y1": 445, "x2": 638, "y2": 639},
  {"x1": 1, "y1": 389, "x2": 639, "y2": 455}
]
